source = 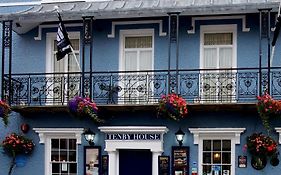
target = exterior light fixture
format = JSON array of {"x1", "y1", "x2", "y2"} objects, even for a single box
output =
[
  {"x1": 83, "y1": 128, "x2": 95, "y2": 146},
  {"x1": 175, "y1": 128, "x2": 185, "y2": 146}
]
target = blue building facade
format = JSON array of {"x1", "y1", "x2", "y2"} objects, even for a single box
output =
[{"x1": 1, "y1": 1, "x2": 281, "y2": 175}]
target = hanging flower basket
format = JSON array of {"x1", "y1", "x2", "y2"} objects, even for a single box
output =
[
  {"x1": 0, "y1": 100, "x2": 11, "y2": 126},
  {"x1": 2, "y1": 133, "x2": 35, "y2": 175},
  {"x1": 257, "y1": 92, "x2": 281, "y2": 131},
  {"x1": 68, "y1": 96, "x2": 104, "y2": 123},
  {"x1": 246, "y1": 133, "x2": 279, "y2": 170},
  {"x1": 158, "y1": 93, "x2": 188, "y2": 121}
]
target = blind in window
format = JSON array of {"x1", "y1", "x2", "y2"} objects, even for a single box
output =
[
  {"x1": 204, "y1": 33, "x2": 232, "y2": 45},
  {"x1": 125, "y1": 36, "x2": 152, "y2": 48}
]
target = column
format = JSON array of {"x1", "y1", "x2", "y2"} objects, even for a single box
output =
[
  {"x1": 152, "y1": 151, "x2": 162, "y2": 175},
  {"x1": 108, "y1": 151, "x2": 117, "y2": 175}
]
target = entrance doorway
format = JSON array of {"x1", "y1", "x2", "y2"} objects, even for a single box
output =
[{"x1": 119, "y1": 149, "x2": 152, "y2": 175}]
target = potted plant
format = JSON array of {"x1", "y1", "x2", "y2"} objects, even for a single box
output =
[
  {"x1": 257, "y1": 92, "x2": 281, "y2": 131},
  {"x1": 2, "y1": 133, "x2": 35, "y2": 175},
  {"x1": 158, "y1": 93, "x2": 188, "y2": 121},
  {"x1": 246, "y1": 133, "x2": 279, "y2": 170},
  {"x1": 0, "y1": 100, "x2": 11, "y2": 126},
  {"x1": 68, "y1": 96, "x2": 104, "y2": 123}
]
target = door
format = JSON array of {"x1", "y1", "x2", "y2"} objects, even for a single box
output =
[
  {"x1": 119, "y1": 149, "x2": 152, "y2": 175},
  {"x1": 200, "y1": 25, "x2": 237, "y2": 103},
  {"x1": 120, "y1": 29, "x2": 154, "y2": 104},
  {"x1": 48, "y1": 33, "x2": 80, "y2": 104}
]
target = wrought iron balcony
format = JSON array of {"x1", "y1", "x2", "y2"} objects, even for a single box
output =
[{"x1": 3, "y1": 67, "x2": 281, "y2": 107}]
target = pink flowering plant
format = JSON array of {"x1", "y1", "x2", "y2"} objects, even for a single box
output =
[
  {"x1": 158, "y1": 93, "x2": 188, "y2": 121},
  {"x1": 246, "y1": 133, "x2": 278, "y2": 157},
  {"x1": 257, "y1": 92, "x2": 281, "y2": 131},
  {"x1": 68, "y1": 96, "x2": 103, "y2": 123},
  {"x1": 0, "y1": 100, "x2": 11, "y2": 126}
]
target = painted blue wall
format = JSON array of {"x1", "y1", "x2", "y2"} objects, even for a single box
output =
[{"x1": 1, "y1": 109, "x2": 281, "y2": 175}]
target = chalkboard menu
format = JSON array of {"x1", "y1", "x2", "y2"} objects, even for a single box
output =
[
  {"x1": 172, "y1": 146, "x2": 189, "y2": 175},
  {"x1": 101, "y1": 155, "x2": 108, "y2": 175},
  {"x1": 158, "y1": 156, "x2": 170, "y2": 175}
]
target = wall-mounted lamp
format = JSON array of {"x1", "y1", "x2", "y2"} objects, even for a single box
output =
[
  {"x1": 175, "y1": 128, "x2": 185, "y2": 146},
  {"x1": 83, "y1": 128, "x2": 95, "y2": 146},
  {"x1": 20, "y1": 123, "x2": 30, "y2": 133}
]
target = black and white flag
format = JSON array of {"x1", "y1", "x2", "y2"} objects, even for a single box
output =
[
  {"x1": 56, "y1": 13, "x2": 72, "y2": 61},
  {"x1": 272, "y1": 15, "x2": 281, "y2": 46}
]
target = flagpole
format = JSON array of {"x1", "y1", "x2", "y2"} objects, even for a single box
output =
[
  {"x1": 54, "y1": 6, "x2": 81, "y2": 72},
  {"x1": 270, "y1": 1, "x2": 281, "y2": 66}
]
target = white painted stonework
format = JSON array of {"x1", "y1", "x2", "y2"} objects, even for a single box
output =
[{"x1": 98, "y1": 126, "x2": 169, "y2": 175}]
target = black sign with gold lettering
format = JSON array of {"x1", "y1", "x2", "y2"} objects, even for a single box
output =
[{"x1": 159, "y1": 156, "x2": 170, "y2": 175}]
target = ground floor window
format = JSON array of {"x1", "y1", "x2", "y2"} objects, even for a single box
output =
[
  {"x1": 33, "y1": 128, "x2": 84, "y2": 175},
  {"x1": 189, "y1": 128, "x2": 245, "y2": 175}
]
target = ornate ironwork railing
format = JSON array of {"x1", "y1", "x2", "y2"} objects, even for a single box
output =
[{"x1": 3, "y1": 67, "x2": 281, "y2": 106}]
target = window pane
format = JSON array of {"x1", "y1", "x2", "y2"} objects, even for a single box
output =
[
  {"x1": 69, "y1": 151, "x2": 76, "y2": 161},
  {"x1": 52, "y1": 139, "x2": 59, "y2": 149},
  {"x1": 213, "y1": 140, "x2": 221, "y2": 151},
  {"x1": 125, "y1": 51, "x2": 138, "y2": 71},
  {"x1": 139, "y1": 50, "x2": 152, "y2": 70},
  {"x1": 213, "y1": 152, "x2": 221, "y2": 164},
  {"x1": 222, "y1": 140, "x2": 231, "y2": 151},
  {"x1": 52, "y1": 163, "x2": 60, "y2": 173},
  {"x1": 222, "y1": 165, "x2": 231, "y2": 175},
  {"x1": 51, "y1": 151, "x2": 60, "y2": 161},
  {"x1": 222, "y1": 152, "x2": 231, "y2": 164},
  {"x1": 69, "y1": 139, "x2": 76, "y2": 150},
  {"x1": 70, "y1": 39, "x2": 79, "y2": 50},
  {"x1": 204, "y1": 33, "x2": 232, "y2": 45},
  {"x1": 203, "y1": 165, "x2": 212, "y2": 174},
  {"x1": 203, "y1": 140, "x2": 211, "y2": 151},
  {"x1": 219, "y1": 48, "x2": 232, "y2": 68},
  {"x1": 125, "y1": 36, "x2": 152, "y2": 48},
  {"x1": 60, "y1": 139, "x2": 68, "y2": 149},
  {"x1": 204, "y1": 48, "x2": 217, "y2": 69},
  {"x1": 60, "y1": 151, "x2": 67, "y2": 161},
  {"x1": 203, "y1": 152, "x2": 211, "y2": 163},
  {"x1": 69, "y1": 163, "x2": 77, "y2": 173}
]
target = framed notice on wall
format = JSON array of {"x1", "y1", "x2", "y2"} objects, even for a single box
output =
[
  {"x1": 101, "y1": 155, "x2": 109, "y2": 175},
  {"x1": 172, "y1": 146, "x2": 189, "y2": 175},
  {"x1": 158, "y1": 156, "x2": 170, "y2": 175},
  {"x1": 84, "y1": 146, "x2": 101, "y2": 175}
]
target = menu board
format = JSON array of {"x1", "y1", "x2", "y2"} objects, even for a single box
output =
[
  {"x1": 158, "y1": 156, "x2": 170, "y2": 175},
  {"x1": 101, "y1": 155, "x2": 108, "y2": 175},
  {"x1": 172, "y1": 146, "x2": 189, "y2": 175}
]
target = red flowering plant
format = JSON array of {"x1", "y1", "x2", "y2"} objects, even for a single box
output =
[
  {"x1": 2, "y1": 133, "x2": 35, "y2": 157},
  {"x1": 0, "y1": 100, "x2": 11, "y2": 126},
  {"x1": 158, "y1": 93, "x2": 188, "y2": 121},
  {"x1": 246, "y1": 133, "x2": 278, "y2": 158},
  {"x1": 68, "y1": 96, "x2": 104, "y2": 123},
  {"x1": 257, "y1": 92, "x2": 281, "y2": 131}
]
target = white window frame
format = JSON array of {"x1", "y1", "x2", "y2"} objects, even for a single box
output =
[
  {"x1": 119, "y1": 29, "x2": 154, "y2": 72},
  {"x1": 189, "y1": 128, "x2": 245, "y2": 175},
  {"x1": 200, "y1": 24, "x2": 237, "y2": 69},
  {"x1": 33, "y1": 128, "x2": 84, "y2": 175}
]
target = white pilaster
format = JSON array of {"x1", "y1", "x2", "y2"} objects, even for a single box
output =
[
  {"x1": 152, "y1": 151, "x2": 162, "y2": 175},
  {"x1": 108, "y1": 151, "x2": 117, "y2": 175}
]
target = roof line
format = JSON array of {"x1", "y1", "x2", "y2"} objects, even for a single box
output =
[{"x1": 0, "y1": 2, "x2": 41, "y2": 7}]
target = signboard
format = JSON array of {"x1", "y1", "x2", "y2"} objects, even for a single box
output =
[
  {"x1": 158, "y1": 156, "x2": 170, "y2": 175},
  {"x1": 238, "y1": 156, "x2": 247, "y2": 168},
  {"x1": 106, "y1": 133, "x2": 161, "y2": 140},
  {"x1": 172, "y1": 146, "x2": 189, "y2": 175}
]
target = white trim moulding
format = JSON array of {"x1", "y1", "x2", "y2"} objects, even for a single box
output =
[
  {"x1": 275, "y1": 127, "x2": 281, "y2": 144},
  {"x1": 0, "y1": 2, "x2": 41, "y2": 7},
  {"x1": 187, "y1": 15, "x2": 250, "y2": 34},
  {"x1": 108, "y1": 20, "x2": 167, "y2": 38},
  {"x1": 34, "y1": 23, "x2": 83, "y2": 40}
]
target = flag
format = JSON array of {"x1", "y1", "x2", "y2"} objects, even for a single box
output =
[
  {"x1": 272, "y1": 15, "x2": 281, "y2": 46},
  {"x1": 56, "y1": 13, "x2": 72, "y2": 61}
]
